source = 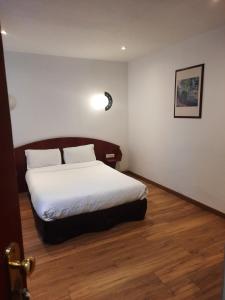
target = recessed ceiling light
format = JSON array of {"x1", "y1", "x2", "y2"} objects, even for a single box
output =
[
  {"x1": 121, "y1": 46, "x2": 126, "y2": 51},
  {"x1": 1, "y1": 30, "x2": 7, "y2": 36}
]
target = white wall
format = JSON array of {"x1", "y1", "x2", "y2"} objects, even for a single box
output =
[
  {"x1": 128, "y1": 26, "x2": 225, "y2": 212},
  {"x1": 5, "y1": 52, "x2": 128, "y2": 170},
  {"x1": 5, "y1": 26, "x2": 225, "y2": 211}
]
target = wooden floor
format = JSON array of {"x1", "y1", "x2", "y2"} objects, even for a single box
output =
[{"x1": 19, "y1": 179, "x2": 225, "y2": 300}]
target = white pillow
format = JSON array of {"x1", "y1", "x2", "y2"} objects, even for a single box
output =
[
  {"x1": 63, "y1": 144, "x2": 96, "y2": 164},
  {"x1": 25, "y1": 149, "x2": 62, "y2": 169}
]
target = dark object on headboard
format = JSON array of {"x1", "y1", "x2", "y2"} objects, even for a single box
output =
[{"x1": 14, "y1": 137, "x2": 122, "y2": 193}]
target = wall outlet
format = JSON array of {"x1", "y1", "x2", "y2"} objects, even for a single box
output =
[{"x1": 106, "y1": 153, "x2": 115, "y2": 159}]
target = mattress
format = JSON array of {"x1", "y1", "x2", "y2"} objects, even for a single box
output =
[{"x1": 26, "y1": 161, "x2": 148, "y2": 221}]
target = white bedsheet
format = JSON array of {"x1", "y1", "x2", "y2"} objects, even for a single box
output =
[{"x1": 26, "y1": 161, "x2": 148, "y2": 221}]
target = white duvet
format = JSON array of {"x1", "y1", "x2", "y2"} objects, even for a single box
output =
[{"x1": 26, "y1": 161, "x2": 148, "y2": 221}]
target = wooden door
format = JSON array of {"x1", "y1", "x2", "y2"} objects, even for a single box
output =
[{"x1": 0, "y1": 25, "x2": 26, "y2": 299}]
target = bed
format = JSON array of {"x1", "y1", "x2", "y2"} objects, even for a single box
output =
[{"x1": 15, "y1": 137, "x2": 148, "y2": 244}]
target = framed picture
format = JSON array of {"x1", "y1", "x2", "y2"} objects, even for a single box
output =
[{"x1": 174, "y1": 64, "x2": 204, "y2": 118}]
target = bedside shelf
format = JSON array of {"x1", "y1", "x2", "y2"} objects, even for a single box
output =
[
  {"x1": 105, "y1": 158, "x2": 117, "y2": 162},
  {"x1": 105, "y1": 157, "x2": 118, "y2": 168}
]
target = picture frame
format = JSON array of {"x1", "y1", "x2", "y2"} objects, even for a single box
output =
[{"x1": 174, "y1": 64, "x2": 204, "y2": 118}]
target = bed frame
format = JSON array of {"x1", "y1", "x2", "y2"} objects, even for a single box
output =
[
  {"x1": 30, "y1": 196, "x2": 147, "y2": 244},
  {"x1": 14, "y1": 137, "x2": 147, "y2": 244}
]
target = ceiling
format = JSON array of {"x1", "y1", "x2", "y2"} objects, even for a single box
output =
[{"x1": 0, "y1": 0, "x2": 225, "y2": 62}]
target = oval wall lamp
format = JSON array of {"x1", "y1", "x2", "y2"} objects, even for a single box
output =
[
  {"x1": 91, "y1": 92, "x2": 113, "y2": 111},
  {"x1": 104, "y1": 91, "x2": 113, "y2": 111}
]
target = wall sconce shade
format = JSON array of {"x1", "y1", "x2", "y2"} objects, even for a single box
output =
[
  {"x1": 90, "y1": 92, "x2": 113, "y2": 111},
  {"x1": 104, "y1": 92, "x2": 113, "y2": 111}
]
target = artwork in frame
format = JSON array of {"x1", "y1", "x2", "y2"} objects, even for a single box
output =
[{"x1": 174, "y1": 64, "x2": 204, "y2": 118}]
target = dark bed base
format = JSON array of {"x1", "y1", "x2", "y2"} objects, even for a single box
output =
[{"x1": 29, "y1": 197, "x2": 147, "y2": 244}]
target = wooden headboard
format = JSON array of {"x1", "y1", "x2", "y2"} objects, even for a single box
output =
[{"x1": 14, "y1": 137, "x2": 122, "y2": 193}]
